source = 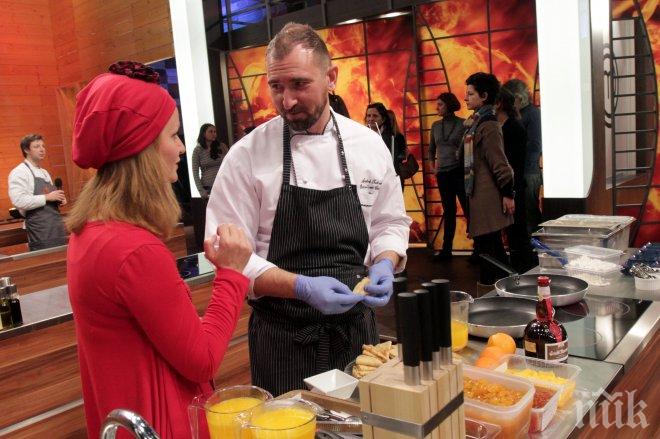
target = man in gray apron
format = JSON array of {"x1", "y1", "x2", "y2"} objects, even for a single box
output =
[
  {"x1": 8, "y1": 134, "x2": 67, "y2": 251},
  {"x1": 206, "y1": 23, "x2": 410, "y2": 396}
]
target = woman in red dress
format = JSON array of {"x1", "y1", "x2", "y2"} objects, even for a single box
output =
[{"x1": 66, "y1": 61, "x2": 252, "y2": 438}]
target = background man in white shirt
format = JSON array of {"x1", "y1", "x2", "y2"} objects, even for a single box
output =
[
  {"x1": 206, "y1": 22, "x2": 410, "y2": 395},
  {"x1": 8, "y1": 134, "x2": 67, "y2": 251}
]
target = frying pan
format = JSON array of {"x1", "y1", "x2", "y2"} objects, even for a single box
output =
[
  {"x1": 467, "y1": 296, "x2": 538, "y2": 338},
  {"x1": 481, "y1": 255, "x2": 589, "y2": 307}
]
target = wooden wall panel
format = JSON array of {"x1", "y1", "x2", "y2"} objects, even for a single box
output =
[
  {"x1": 0, "y1": 0, "x2": 173, "y2": 218},
  {"x1": 0, "y1": 285, "x2": 250, "y2": 436},
  {"x1": 0, "y1": 0, "x2": 66, "y2": 216}
]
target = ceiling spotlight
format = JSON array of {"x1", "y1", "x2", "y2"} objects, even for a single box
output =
[{"x1": 337, "y1": 18, "x2": 362, "y2": 25}]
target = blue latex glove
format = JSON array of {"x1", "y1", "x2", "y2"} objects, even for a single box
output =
[
  {"x1": 363, "y1": 259, "x2": 395, "y2": 307},
  {"x1": 294, "y1": 275, "x2": 364, "y2": 315}
]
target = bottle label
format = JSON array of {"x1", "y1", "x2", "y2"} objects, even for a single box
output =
[
  {"x1": 544, "y1": 340, "x2": 568, "y2": 362},
  {"x1": 524, "y1": 340, "x2": 537, "y2": 353}
]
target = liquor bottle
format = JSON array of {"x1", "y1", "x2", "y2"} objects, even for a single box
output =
[
  {"x1": 523, "y1": 276, "x2": 568, "y2": 363},
  {"x1": 0, "y1": 286, "x2": 12, "y2": 329},
  {"x1": 7, "y1": 283, "x2": 22, "y2": 326}
]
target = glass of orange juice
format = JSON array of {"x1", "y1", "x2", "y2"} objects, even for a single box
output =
[
  {"x1": 240, "y1": 399, "x2": 317, "y2": 439},
  {"x1": 450, "y1": 291, "x2": 473, "y2": 351},
  {"x1": 189, "y1": 385, "x2": 272, "y2": 439}
]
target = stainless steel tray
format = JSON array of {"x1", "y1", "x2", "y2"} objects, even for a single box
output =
[
  {"x1": 467, "y1": 296, "x2": 537, "y2": 339},
  {"x1": 540, "y1": 214, "x2": 634, "y2": 230}
]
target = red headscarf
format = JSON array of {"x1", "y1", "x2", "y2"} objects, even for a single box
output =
[{"x1": 72, "y1": 61, "x2": 176, "y2": 169}]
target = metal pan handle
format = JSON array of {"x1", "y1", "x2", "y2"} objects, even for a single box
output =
[{"x1": 479, "y1": 254, "x2": 517, "y2": 276}]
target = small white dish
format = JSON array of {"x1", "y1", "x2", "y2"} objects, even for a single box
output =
[
  {"x1": 634, "y1": 276, "x2": 660, "y2": 291},
  {"x1": 303, "y1": 369, "x2": 359, "y2": 400}
]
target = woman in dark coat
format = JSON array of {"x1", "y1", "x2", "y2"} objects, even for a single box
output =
[
  {"x1": 497, "y1": 88, "x2": 535, "y2": 273},
  {"x1": 462, "y1": 72, "x2": 515, "y2": 284}
]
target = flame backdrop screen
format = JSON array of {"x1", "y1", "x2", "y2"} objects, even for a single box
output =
[{"x1": 227, "y1": 0, "x2": 539, "y2": 248}]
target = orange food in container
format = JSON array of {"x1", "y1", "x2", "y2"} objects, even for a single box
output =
[{"x1": 463, "y1": 365, "x2": 533, "y2": 439}]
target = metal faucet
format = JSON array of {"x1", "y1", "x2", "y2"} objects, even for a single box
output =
[{"x1": 100, "y1": 409, "x2": 160, "y2": 439}]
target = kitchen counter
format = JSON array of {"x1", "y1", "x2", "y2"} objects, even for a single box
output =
[
  {"x1": 529, "y1": 266, "x2": 659, "y2": 370},
  {"x1": 458, "y1": 267, "x2": 658, "y2": 438}
]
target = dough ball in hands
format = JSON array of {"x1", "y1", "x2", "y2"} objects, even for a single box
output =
[{"x1": 353, "y1": 277, "x2": 370, "y2": 295}]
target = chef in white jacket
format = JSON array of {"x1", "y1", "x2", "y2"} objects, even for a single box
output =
[
  {"x1": 206, "y1": 22, "x2": 410, "y2": 396},
  {"x1": 8, "y1": 134, "x2": 67, "y2": 251}
]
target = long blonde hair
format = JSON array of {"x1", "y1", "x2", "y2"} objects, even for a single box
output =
[{"x1": 66, "y1": 145, "x2": 181, "y2": 239}]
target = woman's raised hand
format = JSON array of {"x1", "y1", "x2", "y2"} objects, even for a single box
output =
[{"x1": 204, "y1": 224, "x2": 253, "y2": 272}]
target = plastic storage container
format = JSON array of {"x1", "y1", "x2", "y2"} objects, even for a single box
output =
[
  {"x1": 497, "y1": 355, "x2": 581, "y2": 409},
  {"x1": 563, "y1": 245, "x2": 622, "y2": 286},
  {"x1": 529, "y1": 385, "x2": 560, "y2": 432},
  {"x1": 537, "y1": 250, "x2": 566, "y2": 269},
  {"x1": 463, "y1": 365, "x2": 534, "y2": 439},
  {"x1": 564, "y1": 264, "x2": 621, "y2": 286},
  {"x1": 564, "y1": 245, "x2": 623, "y2": 265},
  {"x1": 465, "y1": 417, "x2": 502, "y2": 439}
]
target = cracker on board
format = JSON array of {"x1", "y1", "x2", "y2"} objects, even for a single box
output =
[
  {"x1": 356, "y1": 354, "x2": 382, "y2": 368},
  {"x1": 362, "y1": 345, "x2": 389, "y2": 362}
]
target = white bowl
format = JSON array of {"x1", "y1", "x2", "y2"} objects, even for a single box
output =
[
  {"x1": 303, "y1": 369, "x2": 359, "y2": 400},
  {"x1": 634, "y1": 276, "x2": 660, "y2": 291}
]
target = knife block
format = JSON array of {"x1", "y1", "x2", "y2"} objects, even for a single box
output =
[
  {"x1": 359, "y1": 361, "x2": 463, "y2": 438},
  {"x1": 359, "y1": 362, "x2": 433, "y2": 439},
  {"x1": 437, "y1": 357, "x2": 465, "y2": 438}
]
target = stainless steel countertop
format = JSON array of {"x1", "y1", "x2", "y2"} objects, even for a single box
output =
[
  {"x1": 467, "y1": 266, "x2": 658, "y2": 437},
  {"x1": 529, "y1": 266, "x2": 659, "y2": 370}
]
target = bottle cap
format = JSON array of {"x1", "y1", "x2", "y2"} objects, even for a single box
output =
[{"x1": 537, "y1": 276, "x2": 551, "y2": 287}]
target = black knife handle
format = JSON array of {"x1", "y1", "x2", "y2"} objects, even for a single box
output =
[
  {"x1": 393, "y1": 277, "x2": 408, "y2": 294},
  {"x1": 432, "y1": 279, "x2": 452, "y2": 349},
  {"x1": 421, "y1": 282, "x2": 440, "y2": 351},
  {"x1": 397, "y1": 292, "x2": 420, "y2": 367},
  {"x1": 393, "y1": 278, "x2": 408, "y2": 344},
  {"x1": 414, "y1": 289, "x2": 433, "y2": 362}
]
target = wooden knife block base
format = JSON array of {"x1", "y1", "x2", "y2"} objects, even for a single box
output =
[{"x1": 359, "y1": 358, "x2": 464, "y2": 439}]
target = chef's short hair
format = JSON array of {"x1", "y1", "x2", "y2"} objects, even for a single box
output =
[
  {"x1": 267, "y1": 22, "x2": 331, "y2": 69},
  {"x1": 502, "y1": 79, "x2": 530, "y2": 107},
  {"x1": 20, "y1": 133, "x2": 43, "y2": 158}
]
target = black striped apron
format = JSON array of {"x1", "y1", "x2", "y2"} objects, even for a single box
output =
[
  {"x1": 23, "y1": 162, "x2": 67, "y2": 251},
  {"x1": 248, "y1": 113, "x2": 378, "y2": 396}
]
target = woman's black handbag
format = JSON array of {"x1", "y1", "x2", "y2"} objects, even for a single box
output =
[{"x1": 396, "y1": 153, "x2": 420, "y2": 179}]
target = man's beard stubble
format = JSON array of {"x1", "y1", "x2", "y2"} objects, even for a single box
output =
[{"x1": 282, "y1": 95, "x2": 328, "y2": 131}]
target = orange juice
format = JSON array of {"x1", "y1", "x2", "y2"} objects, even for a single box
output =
[
  {"x1": 248, "y1": 406, "x2": 316, "y2": 439},
  {"x1": 206, "y1": 397, "x2": 263, "y2": 439},
  {"x1": 451, "y1": 319, "x2": 469, "y2": 351}
]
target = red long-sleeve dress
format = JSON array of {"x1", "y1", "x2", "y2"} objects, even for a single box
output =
[{"x1": 67, "y1": 221, "x2": 249, "y2": 438}]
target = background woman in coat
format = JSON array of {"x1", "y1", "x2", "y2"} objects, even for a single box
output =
[
  {"x1": 429, "y1": 92, "x2": 467, "y2": 259},
  {"x1": 463, "y1": 72, "x2": 515, "y2": 284},
  {"x1": 66, "y1": 62, "x2": 252, "y2": 438}
]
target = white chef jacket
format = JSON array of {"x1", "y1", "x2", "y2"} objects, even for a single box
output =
[
  {"x1": 206, "y1": 110, "x2": 411, "y2": 292},
  {"x1": 8, "y1": 161, "x2": 53, "y2": 216}
]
